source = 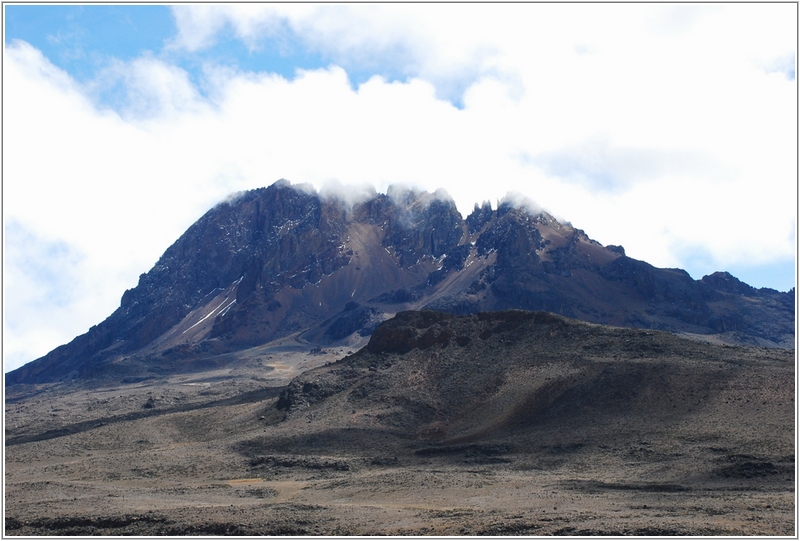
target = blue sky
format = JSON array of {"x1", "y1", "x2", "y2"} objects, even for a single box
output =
[
  {"x1": 5, "y1": 6, "x2": 175, "y2": 71},
  {"x1": 3, "y1": 4, "x2": 797, "y2": 371},
  {"x1": 4, "y1": 4, "x2": 335, "y2": 77},
  {"x1": 5, "y1": 4, "x2": 411, "y2": 108}
]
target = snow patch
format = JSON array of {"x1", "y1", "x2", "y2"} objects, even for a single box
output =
[
  {"x1": 182, "y1": 296, "x2": 234, "y2": 334},
  {"x1": 217, "y1": 299, "x2": 237, "y2": 318}
]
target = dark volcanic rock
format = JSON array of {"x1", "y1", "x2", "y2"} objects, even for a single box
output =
[
  {"x1": 7, "y1": 180, "x2": 794, "y2": 386},
  {"x1": 366, "y1": 310, "x2": 455, "y2": 354},
  {"x1": 701, "y1": 271, "x2": 757, "y2": 296},
  {"x1": 466, "y1": 201, "x2": 494, "y2": 234},
  {"x1": 381, "y1": 189, "x2": 464, "y2": 267}
]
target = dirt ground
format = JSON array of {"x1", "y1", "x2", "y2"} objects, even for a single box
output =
[{"x1": 5, "y1": 330, "x2": 796, "y2": 536}]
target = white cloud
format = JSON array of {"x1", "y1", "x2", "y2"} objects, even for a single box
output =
[
  {"x1": 4, "y1": 221, "x2": 87, "y2": 370},
  {"x1": 3, "y1": 3, "x2": 796, "y2": 372},
  {"x1": 168, "y1": 4, "x2": 232, "y2": 52},
  {"x1": 169, "y1": 4, "x2": 514, "y2": 101},
  {"x1": 87, "y1": 54, "x2": 210, "y2": 120}
]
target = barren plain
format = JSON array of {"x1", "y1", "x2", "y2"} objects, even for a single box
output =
[{"x1": 5, "y1": 312, "x2": 796, "y2": 536}]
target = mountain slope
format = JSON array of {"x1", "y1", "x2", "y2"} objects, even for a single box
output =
[{"x1": 7, "y1": 180, "x2": 794, "y2": 385}]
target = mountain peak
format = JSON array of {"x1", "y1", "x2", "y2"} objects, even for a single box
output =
[
  {"x1": 701, "y1": 271, "x2": 757, "y2": 295},
  {"x1": 6, "y1": 180, "x2": 793, "y2": 386}
]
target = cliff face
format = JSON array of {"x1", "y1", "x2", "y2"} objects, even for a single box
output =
[{"x1": 7, "y1": 180, "x2": 794, "y2": 385}]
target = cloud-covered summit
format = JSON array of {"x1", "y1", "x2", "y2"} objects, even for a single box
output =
[{"x1": 3, "y1": 4, "x2": 796, "y2": 372}]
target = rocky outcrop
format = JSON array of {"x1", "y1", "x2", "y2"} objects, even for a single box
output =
[
  {"x1": 366, "y1": 310, "x2": 455, "y2": 354},
  {"x1": 701, "y1": 271, "x2": 758, "y2": 296},
  {"x1": 466, "y1": 201, "x2": 493, "y2": 234}
]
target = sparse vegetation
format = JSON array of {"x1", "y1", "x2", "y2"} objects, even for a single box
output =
[{"x1": 5, "y1": 311, "x2": 794, "y2": 535}]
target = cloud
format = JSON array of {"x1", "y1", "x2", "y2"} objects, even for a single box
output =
[
  {"x1": 529, "y1": 135, "x2": 729, "y2": 193},
  {"x1": 3, "y1": 4, "x2": 796, "y2": 372},
  {"x1": 168, "y1": 4, "x2": 237, "y2": 52},
  {"x1": 86, "y1": 54, "x2": 209, "y2": 119},
  {"x1": 4, "y1": 220, "x2": 97, "y2": 373},
  {"x1": 499, "y1": 192, "x2": 546, "y2": 218},
  {"x1": 165, "y1": 3, "x2": 799, "y2": 108},
  {"x1": 5, "y1": 221, "x2": 84, "y2": 309},
  {"x1": 168, "y1": 4, "x2": 512, "y2": 103},
  {"x1": 764, "y1": 53, "x2": 796, "y2": 81},
  {"x1": 318, "y1": 179, "x2": 377, "y2": 210}
]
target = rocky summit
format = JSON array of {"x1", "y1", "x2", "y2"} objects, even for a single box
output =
[{"x1": 7, "y1": 179, "x2": 794, "y2": 385}]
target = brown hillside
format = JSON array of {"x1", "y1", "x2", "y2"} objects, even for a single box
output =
[{"x1": 270, "y1": 312, "x2": 793, "y2": 453}]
